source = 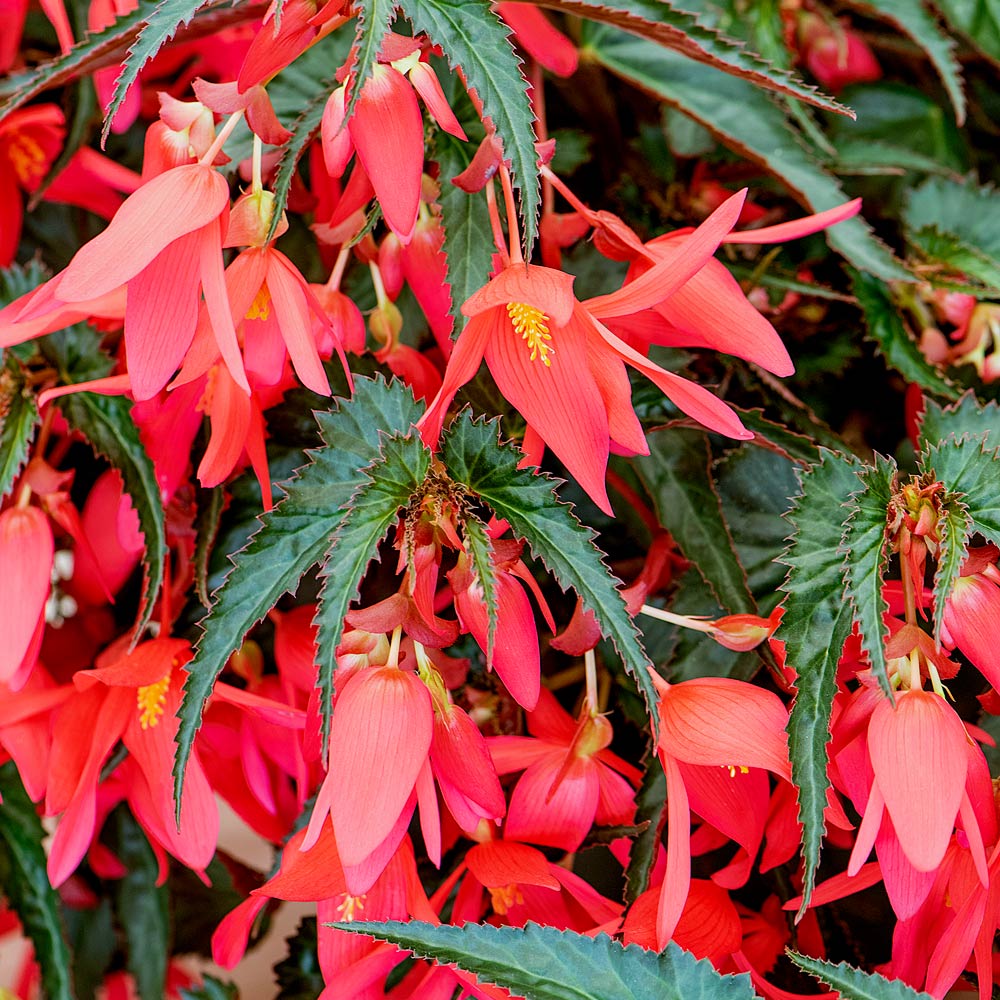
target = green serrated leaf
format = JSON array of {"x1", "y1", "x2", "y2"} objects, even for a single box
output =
[
  {"x1": 313, "y1": 431, "x2": 431, "y2": 749},
  {"x1": 931, "y1": 0, "x2": 1000, "y2": 67},
  {"x1": 922, "y1": 435, "x2": 1000, "y2": 547},
  {"x1": 542, "y1": 0, "x2": 852, "y2": 116},
  {"x1": 462, "y1": 510, "x2": 500, "y2": 664},
  {"x1": 333, "y1": 921, "x2": 758, "y2": 1000},
  {"x1": 441, "y1": 412, "x2": 657, "y2": 720},
  {"x1": 727, "y1": 407, "x2": 822, "y2": 465},
  {"x1": 0, "y1": 356, "x2": 40, "y2": 500},
  {"x1": 266, "y1": 77, "x2": 339, "y2": 244},
  {"x1": 933, "y1": 495, "x2": 972, "y2": 643},
  {"x1": 343, "y1": 0, "x2": 398, "y2": 123},
  {"x1": 399, "y1": 0, "x2": 539, "y2": 256},
  {"x1": 434, "y1": 131, "x2": 494, "y2": 335},
  {"x1": 841, "y1": 455, "x2": 896, "y2": 695},
  {"x1": 40, "y1": 321, "x2": 116, "y2": 384},
  {"x1": 55, "y1": 392, "x2": 166, "y2": 638},
  {"x1": 778, "y1": 450, "x2": 864, "y2": 914},
  {"x1": 194, "y1": 485, "x2": 226, "y2": 608},
  {"x1": 0, "y1": 0, "x2": 250, "y2": 115},
  {"x1": 918, "y1": 391, "x2": 1000, "y2": 450},
  {"x1": 104, "y1": 0, "x2": 213, "y2": 138},
  {"x1": 110, "y1": 807, "x2": 169, "y2": 1000},
  {"x1": 175, "y1": 377, "x2": 423, "y2": 808},
  {"x1": 0, "y1": 763, "x2": 73, "y2": 1000},
  {"x1": 789, "y1": 952, "x2": 933, "y2": 999},
  {"x1": 636, "y1": 428, "x2": 756, "y2": 616},
  {"x1": 581, "y1": 23, "x2": 911, "y2": 282},
  {"x1": 624, "y1": 753, "x2": 666, "y2": 903},
  {"x1": 847, "y1": 0, "x2": 965, "y2": 122},
  {"x1": 850, "y1": 269, "x2": 961, "y2": 402},
  {"x1": 908, "y1": 225, "x2": 1000, "y2": 294},
  {"x1": 905, "y1": 177, "x2": 1000, "y2": 277}
]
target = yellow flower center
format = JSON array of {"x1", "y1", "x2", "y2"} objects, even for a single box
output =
[
  {"x1": 246, "y1": 284, "x2": 271, "y2": 321},
  {"x1": 724, "y1": 764, "x2": 750, "y2": 778},
  {"x1": 488, "y1": 883, "x2": 523, "y2": 915},
  {"x1": 506, "y1": 302, "x2": 554, "y2": 367},
  {"x1": 137, "y1": 674, "x2": 171, "y2": 729},
  {"x1": 335, "y1": 893, "x2": 366, "y2": 922},
  {"x1": 7, "y1": 132, "x2": 46, "y2": 186}
]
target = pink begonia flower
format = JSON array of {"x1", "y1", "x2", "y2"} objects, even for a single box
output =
[{"x1": 487, "y1": 687, "x2": 639, "y2": 851}]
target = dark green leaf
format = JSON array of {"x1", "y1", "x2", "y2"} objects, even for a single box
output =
[
  {"x1": 789, "y1": 952, "x2": 933, "y2": 999},
  {"x1": 725, "y1": 408, "x2": 822, "y2": 465},
  {"x1": 918, "y1": 391, "x2": 1000, "y2": 450},
  {"x1": 905, "y1": 177, "x2": 1000, "y2": 276},
  {"x1": 179, "y1": 976, "x2": 239, "y2": 1000},
  {"x1": 399, "y1": 0, "x2": 539, "y2": 255},
  {"x1": 104, "y1": 0, "x2": 213, "y2": 138},
  {"x1": 175, "y1": 377, "x2": 423, "y2": 808},
  {"x1": 922, "y1": 434, "x2": 1000, "y2": 547},
  {"x1": 441, "y1": 412, "x2": 657, "y2": 719},
  {"x1": 636, "y1": 428, "x2": 755, "y2": 615},
  {"x1": 313, "y1": 431, "x2": 431, "y2": 748},
  {"x1": 109, "y1": 807, "x2": 169, "y2": 1000},
  {"x1": 433, "y1": 131, "x2": 495, "y2": 336},
  {"x1": 66, "y1": 899, "x2": 115, "y2": 1000},
  {"x1": 778, "y1": 450, "x2": 864, "y2": 914},
  {"x1": 40, "y1": 321, "x2": 116, "y2": 384},
  {"x1": 847, "y1": 0, "x2": 965, "y2": 122},
  {"x1": 933, "y1": 494, "x2": 971, "y2": 643},
  {"x1": 840, "y1": 455, "x2": 896, "y2": 695},
  {"x1": 333, "y1": 921, "x2": 758, "y2": 1000},
  {"x1": 194, "y1": 485, "x2": 226, "y2": 608},
  {"x1": 624, "y1": 753, "x2": 666, "y2": 903},
  {"x1": 932, "y1": 0, "x2": 1000, "y2": 66},
  {"x1": 542, "y1": 0, "x2": 852, "y2": 115},
  {"x1": 275, "y1": 917, "x2": 324, "y2": 1000},
  {"x1": 0, "y1": 355, "x2": 40, "y2": 500},
  {"x1": 716, "y1": 445, "x2": 800, "y2": 601},
  {"x1": 581, "y1": 23, "x2": 911, "y2": 282},
  {"x1": 0, "y1": 763, "x2": 73, "y2": 1000},
  {"x1": 55, "y1": 392, "x2": 166, "y2": 638},
  {"x1": 908, "y1": 226, "x2": 1000, "y2": 294},
  {"x1": 851, "y1": 269, "x2": 961, "y2": 402},
  {"x1": 462, "y1": 510, "x2": 500, "y2": 663}
]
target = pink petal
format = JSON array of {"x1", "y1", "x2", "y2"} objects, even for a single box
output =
[
  {"x1": 56, "y1": 164, "x2": 229, "y2": 301},
  {"x1": 504, "y1": 754, "x2": 599, "y2": 851},
  {"x1": 200, "y1": 214, "x2": 250, "y2": 394},
  {"x1": 463, "y1": 264, "x2": 576, "y2": 327},
  {"x1": 407, "y1": 62, "x2": 467, "y2": 139},
  {"x1": 944, "y1": 574, "x2": 1000, "y2": 690},
  {"x1": 585, "y1": 189, "x2": 746, "y2": 319},
  {"x1": 465, "y1": 840, "x2": 559, "y2": 890},
  {"x1": 0, "y1": 507, "x2": 53, "y2": 681},
  {"x1": 321, "y1": 86, "x2": 353, "y2": 178},
  {"x1": 267, "y1": 251, "x2": 330, "y2": 394},
  {"x1": 350, "y1": 66, "x2": 422, "y2": 242},
  {"x1": 868, "y1": 689, "x2": 967, "y2": 872},
  {"x1": 656, "y1": 677, "x2": 790, "y2": 777},
  {"x1": 431, "y1": 706, "x2": 506, "y2": 820},
  {"x1": 657, "y1": 750, "x2": 691, "y2": 948},
  {"x1": 328, "y1": 667, "x2": 433, "y2": 867},
  {"x1": 723, "y1": 199, "x2": 862, "y2": 245}
]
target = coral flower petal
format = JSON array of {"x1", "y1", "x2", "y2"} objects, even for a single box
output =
[
  {"x1": 0, "y1": 506, "x2": 53, "y2": 681},
  {"x1": 55, "y1": 164, "x2": 229, "y2": 301},
  {"x1": 868, "y1": 689, "x2": 968, "y2": 872},
  {"x1": 328, "y1": 667, "x2": 433, "y2": 867}
]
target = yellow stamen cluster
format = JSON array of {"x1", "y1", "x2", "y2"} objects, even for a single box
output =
[
  {"x1": 506, "y1": 302, "x2": 554, "y2": 367},
  {"x1": 137, "y1": 674, "x2": 171, "y2": 730},
  {"x1": 488, "y1": 883, "x2": 523, "y2": 915},
  {"x1": 335, "y1": 893, "x2": 366, "y2": 922},
  {"x1": 246, "y1": 284, "x2": 271, "y2": 321},
  {"x1": 8, "y1": 133, "x2": 46, "y2": 186},
  {"x1": 725, "y1": 764, "x2": 750, "y2": 778}
]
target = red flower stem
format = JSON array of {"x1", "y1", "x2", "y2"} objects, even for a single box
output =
[
  {"x1": 498, "y1": 165, "x2": 523, "y2": 264},
  {"x1": 606, "y1": 469, "x2": 661, "y2": 535},
  {"x1": 484, "y1": 182, "x2": 511, "y2": 266}
]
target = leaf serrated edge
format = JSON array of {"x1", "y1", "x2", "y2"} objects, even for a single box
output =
[
  {"x1": 931, "y1": 493, "x2": 971, "y2": 645},
  {"x1": 839, "y1": 456, "x2": 896, "y2": 696}
]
